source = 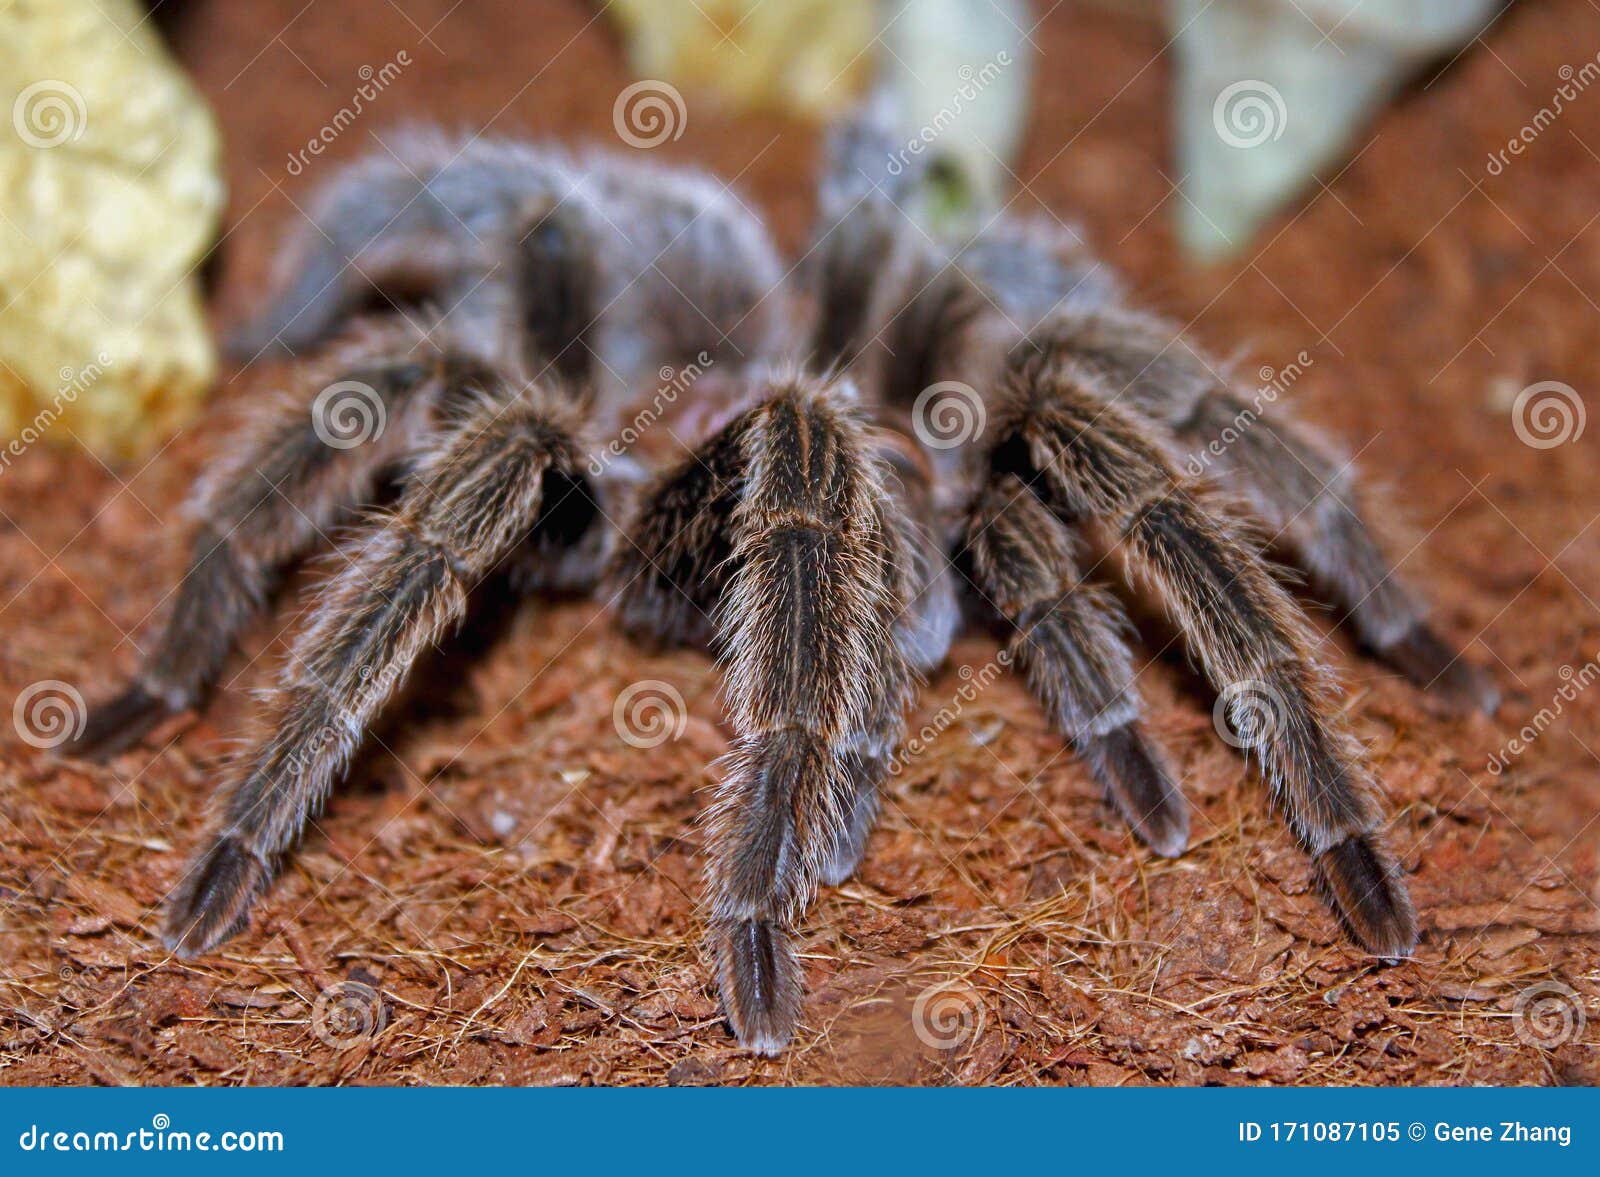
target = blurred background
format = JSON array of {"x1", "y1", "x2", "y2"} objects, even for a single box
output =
[{"x1": 0, "y1": 0, "x2": 1594, "y2": 1085}]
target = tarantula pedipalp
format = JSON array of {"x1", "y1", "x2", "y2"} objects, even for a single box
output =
[{"x1": 61, "y1": 112, "x2": 1494, "y2": 1056}]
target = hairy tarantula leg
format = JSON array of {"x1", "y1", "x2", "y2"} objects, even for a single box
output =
[
  {"x1": 163, "y1": 381, "x2": 590, "y2": 956},
  {"x1": 64, "y1": 325, "x2": 453, "y2": 762},
  {"x1": 704, "y1": 378, "x2": 914, "y2": 1055},
  {"x1": 1000, "y1": 351, "x2": 1417, "y2": 957},
  {"x1": 228, "y1": 225, "x2": 463, "y2": 362},
  {"x1": 1178, "y1": 390, "x2": 1497, "y2": 713},
  {"x1": 819, "y1": 720, "x2": 896, "y2": 890},
  {"x1": 504, "y1": 198, "x2": 602, "y2": 387},
  {"x1": 966, "y1": 475, "x2": 1188, "y2": 856},
  {"x1": 820, "y1": 430, "x2": 957, "y2": 886},
  {"x1": 806, "y1": 92, "x2": 931, "y2": 375},
  {"x1": 609, "y1": 413, "x2": 749, "y2": 650},
  {"x1": 1044, "y1": 307, "x2": 1495, "y2": 714},
  {"x1": 609, "y1": 413, "x2": 947, "y2": 896},
  {"x1": 226, "y1": 148, "x2": 470, "y2": 360}
]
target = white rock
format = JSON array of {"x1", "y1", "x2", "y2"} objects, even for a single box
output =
[{"x1": 1172, "y1": 0, "x2": 1499, "y2": 258}]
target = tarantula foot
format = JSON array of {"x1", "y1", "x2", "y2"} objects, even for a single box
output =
[
  {"x1": 1082, "y1": 726, "x2": 1189, "y2": 858},
  {"x1": 1379, "y1": 623, "x2": 1499, "y2": 715},
  {"x1": 60, "y1": 683, "x2": 179, "y2": 762},
  {"x1": 1312, "y1": 834, "x2": 1419, "y2": 960},
  {"x1": 713, "y1": 917, "x2": 803, "y2": 1056},
  {"x1": 162, "y1": 835, "x2": 273, "y2": 958}
]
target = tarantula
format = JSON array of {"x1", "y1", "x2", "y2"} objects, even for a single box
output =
[{"x1": 61, "y1": 111, "x2": 1495, "y2": 1055}]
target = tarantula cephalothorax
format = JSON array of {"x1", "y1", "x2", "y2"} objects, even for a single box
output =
[{"x1": 61, "y1": 113, "x2": 1495, "y2": 1054}]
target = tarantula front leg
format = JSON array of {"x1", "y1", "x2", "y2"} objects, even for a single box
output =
[
  {"x1": 163, "y1": 379, "x2": 593, "y2": 955},
  {"x1": 1050, "y1": 308, "x2": 1496, "y2": 713},
  {"x1": 64, "y1": 322, "x2": 457, "y2": 761},
  {"x1": 616, "y1": 378, "x2": 921, "y2": 1053},
  {"x1": 713, "y1": 383, "x2": 922, "y2": 1052},
  {"x1": 995, "y1": 347, "x2": 1417, "y2": 956},
  {"x1": 964, "y1": 475, "x2": 1188, "y2": 856}
]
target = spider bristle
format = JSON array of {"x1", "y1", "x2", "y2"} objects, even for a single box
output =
[
  {"x1": 1313, "y1": 834, "x2": 1419, "y2": 960},
  {"x1": 162, "y1": 835, "x2": 273, "y2": 958}
]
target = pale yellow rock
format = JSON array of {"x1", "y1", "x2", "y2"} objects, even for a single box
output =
[
  {"x1": 608, "y1": 0, "x2": 875, "y2": 116},
  {"x1": 0, "y1": 0, "x2": 225, "y2": 462}
]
